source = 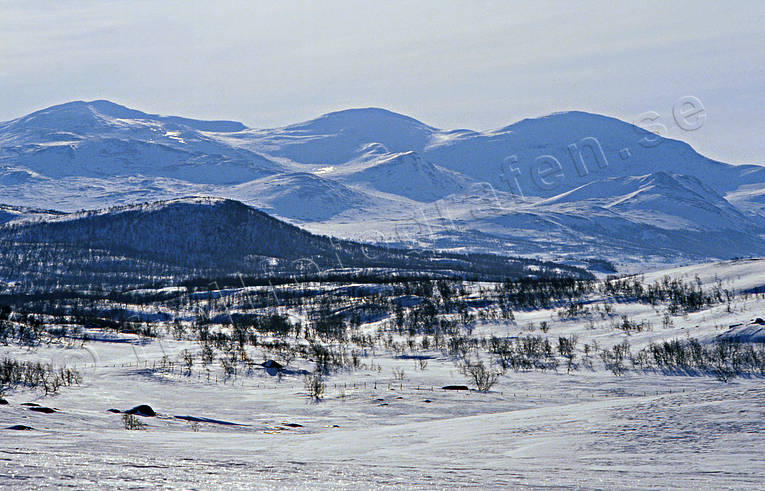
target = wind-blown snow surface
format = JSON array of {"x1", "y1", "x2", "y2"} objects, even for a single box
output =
[
  {"x1": 2, "y1": 259, "x2": 765, "y2": 489},
  {"x1": 1, "y1": 101, "x2": 765, "y2": 268}
]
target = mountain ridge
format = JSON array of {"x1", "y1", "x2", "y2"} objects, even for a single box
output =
[
  {"x1": 0, "y1": 196, "x2": 591, "y2": 290},
  {"x1": 1, "y1": 100, "x2": 764, "y2": 270},
  {"x1": 1, "y1": 100, "x2": 247, "y2": 134}
]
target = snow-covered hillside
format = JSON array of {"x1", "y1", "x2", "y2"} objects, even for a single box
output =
[
  {"x1": 0, "y1": 197, "x2": 589, "y2": 289},
  {"x1": 237, "y1": 107, "x2": 437, "y2": 165},
  {"x1": 228, "y1": 172, "x2": 378, "y2": 221},
  {"x1": 0, "y1": 203, "x2": 64, "y2": 224},
  {"x1": 2, "y1": 258, "x2": 764, "y2": 488},
  {"x1": 0, "y1": 100, "x2": 281, "y2": 184},
  {"x1": 1, "y1": 100, "x2": 764, "y2": 269},
  {"x1": 331, "y1": 151, "x2": 471, "y2": 202}
]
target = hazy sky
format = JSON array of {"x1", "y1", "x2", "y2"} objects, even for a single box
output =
[{"x1": 1, "y1": 1, "x2": 763, "y2": 163}]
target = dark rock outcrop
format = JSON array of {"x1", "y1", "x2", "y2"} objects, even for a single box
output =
[
  {"x1": 28, "y1": 406, "x2": 56, "y2": 414},
  {"x1": 6, "y1": 425, "x2": 34, "y2": 431},
  {"x1": 125, "y1": 404, "x2": 156, "y2": 417},
  {"x1": 441, "y1": 385, "x2": 469, "y2": 391}
]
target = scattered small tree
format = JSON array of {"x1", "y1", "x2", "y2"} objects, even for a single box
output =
[
  {"x1": 460, "y1": 359, "x2": 504, "y2": 392},
  {"x1": 600, "y1": 340, "x2": 631, "y2": 375},
  {"x1": 557, "y1": 335, "x2": 578, "y2": 373},
  {"x1": 122, "y1": 413, "x2": 146, "y2": 430},
  {"x1": 181, "y1": 349, "x2": 194, "y2": 375},
  {"x1": 304, "y1": 372, "x2": 325, "y2": 401}
]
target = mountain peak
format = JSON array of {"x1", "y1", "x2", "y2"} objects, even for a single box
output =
[
  {"x1": 308, "y1": 107, "x2": 435, "y2": 130},
  {"x1": 6, "y1": 100, "x2": 115, "y2": 133},
  {"x1": 498, "y1": 110, "x2": 633, "y2": 133},
  {"x1": 48, "y1": 196, "x2": 245, "y2": 222},
  {"x1": 4, "y1": 100, "x2": 247, "y2": 133},
  {"x1": 17, "y1": 99, "x2": 147, "y2": 120},
  {"x1": 263, "y1": 108, "x2": 436, "y2": 165},
  {"x1": 285, "y1": 107, "x2": 436, "y2": 136}
]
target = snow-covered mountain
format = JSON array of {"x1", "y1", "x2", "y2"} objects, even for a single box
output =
[
  {"x1": 0, "y1": 100, "x2": 281, "y2": 184},
  {"x1": 1, "y1": 100, "x2": 764, "y2": 270},
  {"x1": 240, "y1": 108, "x2": 765, "y2": 201},
  {"x1": 537, "y1": 172, "x2": 756, "y2": 232},
  {"x1": 227, "y1": 172, "x2": 377, "y2": 221},
  {"x1": 238, "y1": 107, "x2": 437, "y2": 165},
  {"x1": 330, "y1": 151, "x2": 471, "y2": 202}
]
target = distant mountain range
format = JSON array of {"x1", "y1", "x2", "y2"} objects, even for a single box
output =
[{"x1": 1, "y1": 100, "x2": 764, "y2": 271}]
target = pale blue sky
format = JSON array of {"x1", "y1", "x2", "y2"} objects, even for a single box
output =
[{"x1": 1, "y1": 0, "x2": 763, "y2": 163}]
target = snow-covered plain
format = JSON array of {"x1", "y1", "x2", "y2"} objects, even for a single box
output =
[{"x1": 2, "y1": 259, "x2": 764, "y2": 489}]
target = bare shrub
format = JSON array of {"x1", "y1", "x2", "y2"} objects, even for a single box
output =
[
  {"x1": 600, "y1": 340, "x2": 631, "y2": 375},
  {"x1": 122, "y1": 413, "x2": 146, "y2": 430},
  {"x1": 180, "y1": 349, "x2": 194, "y2": 375},
  {"x1": 557, "y1": 335, "x2": 578, "y2": 373},
  {"x1": 304, "y1": 372, "x2": 325, "y2": 401},
  {"x1": 0, "y1": 358, "x2": 81, "y2": 395},
  {"x1": 200, "y1": 342, "x2": 215, "y2": 366},
  {"x1": 460, "y1": 359, "x2": 504, "y2": 392}
]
